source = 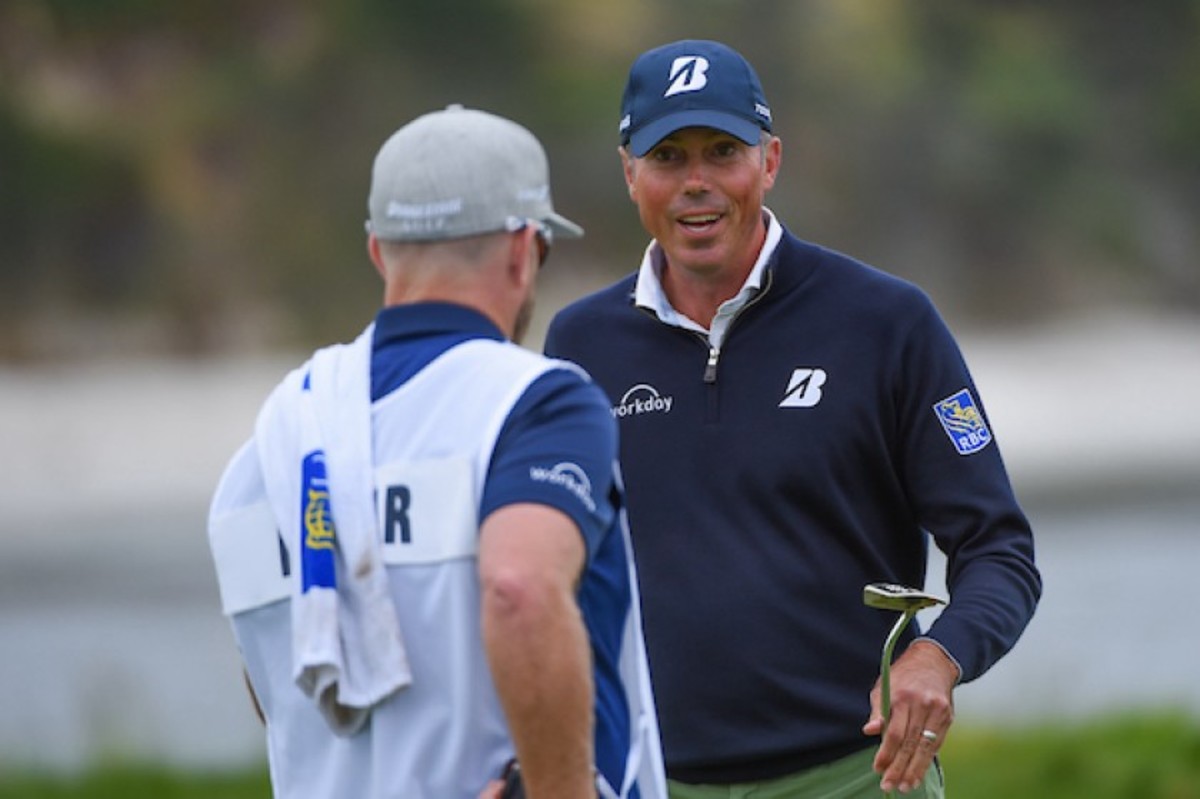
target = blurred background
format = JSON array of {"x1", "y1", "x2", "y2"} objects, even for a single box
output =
[{"x1": 1, "y1": 0, "x2": 1198, "y2": 777}]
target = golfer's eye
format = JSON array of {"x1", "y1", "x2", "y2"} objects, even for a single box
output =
[
  {"x1": 712, "y1": 140, "x2": 739, "y2": 158},
  {"x1": 648, "y1": 145, "x2": 682, "y2": 163}
]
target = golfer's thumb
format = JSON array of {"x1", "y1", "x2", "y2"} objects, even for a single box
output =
[
  {"x1": 862, "y1": 689, "x2": 884, "y2": 735},
  {"x1": 862, "y1": 714, "x2": 884, "y2": 736}
]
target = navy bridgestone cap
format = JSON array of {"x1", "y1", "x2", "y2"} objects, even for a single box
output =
[{"x1": 619, "y1": 39, "x2": 772, "y2": 157}]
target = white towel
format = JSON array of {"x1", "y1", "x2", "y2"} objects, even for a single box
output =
[{"x1": 255, "y1": 324, "x2": 412, "y2": 736}]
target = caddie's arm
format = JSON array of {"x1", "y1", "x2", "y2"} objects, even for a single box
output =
[{"x1": 479, "y1": 502, "x2": 596, "y2": 799}]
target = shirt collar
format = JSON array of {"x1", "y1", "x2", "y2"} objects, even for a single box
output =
[
  {"x1": 633, "y1": 208, "x2": 783, "y2": 336},
  {"x1": 373, "y1": 302, "x2": 505, "y2": 347}
]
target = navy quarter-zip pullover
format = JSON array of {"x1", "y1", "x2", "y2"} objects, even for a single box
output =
[{"x1": 545, "y1": 222, "x2": 1041, "y2": 783}]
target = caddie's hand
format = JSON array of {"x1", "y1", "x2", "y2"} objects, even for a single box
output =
[
  {"x1": 862, "y1": 640, "x2": 958, "y2": 794},
  {"x1": 477, "y1": 780, "x2": 505, "y2": 799}
]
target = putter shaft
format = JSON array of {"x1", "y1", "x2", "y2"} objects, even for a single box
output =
[
  {"x1": 879, "y1": 610, "x2": 917, "y2": 799},
  {"x1": 863, "y1": 583, "x2": 946, "y2": 799}
]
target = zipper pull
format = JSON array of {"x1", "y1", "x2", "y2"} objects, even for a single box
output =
[{"x1": 704, "y1": 346, "x2": 719, "y2": 383}]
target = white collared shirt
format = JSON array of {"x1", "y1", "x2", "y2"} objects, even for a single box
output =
[{"x1": 633, "y1": 208, "x2": 783, "y2": 351}]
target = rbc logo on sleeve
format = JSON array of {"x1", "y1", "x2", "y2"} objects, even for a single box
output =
[{"x1": 933, "y1": 388, "x2": 993, "y2": 455}]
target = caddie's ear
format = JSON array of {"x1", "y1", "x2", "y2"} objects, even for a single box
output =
[
  {"x1": 506, "y1": 226, "x2": 537, "y2": 289},
  {"x1": 366, "y1": 233, "x2": 387, "y2": 279}
]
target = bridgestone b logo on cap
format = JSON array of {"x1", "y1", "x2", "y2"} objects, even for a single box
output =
[{"x1": 664, "y1": 56, "x2": 709, "y2": 97}]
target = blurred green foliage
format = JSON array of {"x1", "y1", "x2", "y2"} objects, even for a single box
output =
[
  {"x1": 2, "y1": 713, "x2": 1197, "y2": 798},
  {"x1": 1, "y1": 0, "x2": 1197, "y2": 360},
  {"x1": 943, "y1": 712, "x2": 1200, "y2": 798},
  {"x1": 0, "y1": 765, "x2": 271, "y2": 799}
]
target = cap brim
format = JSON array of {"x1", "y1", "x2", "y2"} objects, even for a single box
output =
[
  {"x1": 627, "y1": 111, "x2": 763, "y2": 157},
  {"x1": 544, "y1": 211, "x2": 584, "y2": 239}
]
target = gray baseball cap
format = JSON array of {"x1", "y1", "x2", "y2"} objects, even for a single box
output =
[{"x1": 366, "y1": 104, "x2": 583, "y2": 242}]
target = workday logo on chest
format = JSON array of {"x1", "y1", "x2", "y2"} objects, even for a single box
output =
[{"x1": 612, "y1": 383, "x2": 674, "y2": 419}]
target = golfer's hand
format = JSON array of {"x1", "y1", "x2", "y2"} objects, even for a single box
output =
[{"x1": 863, "y1": 640, "x2": 958, "y2": 794}]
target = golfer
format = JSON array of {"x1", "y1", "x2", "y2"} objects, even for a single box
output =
[{"x1": 545, "y1": 40, "x2": 1041, "y2": 797}]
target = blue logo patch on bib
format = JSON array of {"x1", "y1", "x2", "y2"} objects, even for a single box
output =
[
  {"x1": 933, "y1": 388, "x2": 993, "y2": 455},
  {"x1": 301, "y1": 451, "x2": 337, "y2": 591}
]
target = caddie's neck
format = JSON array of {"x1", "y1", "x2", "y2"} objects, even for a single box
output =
[{"x1": 367, "y1": 231, "x2": 539, "y2": 343}]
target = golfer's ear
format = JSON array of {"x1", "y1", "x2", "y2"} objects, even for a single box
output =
[
  {"x1": 762, "y1": 135, "x2": 782, "y2": 191},
  {"x1": 620, "y1": 147, "x2": 638, "y2": 202}
]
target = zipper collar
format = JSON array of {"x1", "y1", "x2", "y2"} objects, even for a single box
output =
[
  {"x1": 632, "y1": 208, "x2": 784, "y2": 348},
  {"x1": 702, "y1": 266, "x2": 774, "y2": 383}
]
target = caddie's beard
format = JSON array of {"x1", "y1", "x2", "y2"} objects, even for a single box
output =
[{"x1": 512, "y1": 290, "x2": 535, "y2": 345}]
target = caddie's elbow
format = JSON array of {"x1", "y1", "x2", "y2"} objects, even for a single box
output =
[{"x1": 481, "y1": 569, "x2": 558, "y2": 629}]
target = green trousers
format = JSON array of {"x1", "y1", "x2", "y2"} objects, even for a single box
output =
[{"x1": 667, "y1": 747, "x2": 945, "y2": 799}]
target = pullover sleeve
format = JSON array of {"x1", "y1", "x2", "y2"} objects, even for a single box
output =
[{"x1": 896, "y1": 301, "x2": 1042, "y2": 682}]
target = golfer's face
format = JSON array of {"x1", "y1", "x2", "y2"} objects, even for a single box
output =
[{"x1": 624, "y1": 127, "x2": 779, "y2": 279}]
